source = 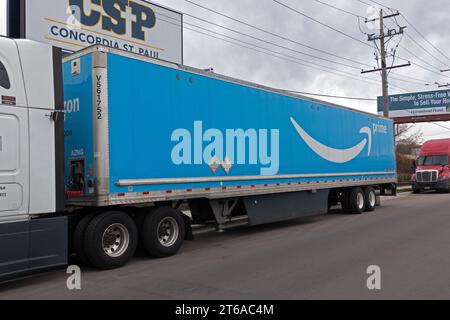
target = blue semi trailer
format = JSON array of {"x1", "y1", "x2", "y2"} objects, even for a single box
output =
[{"x1": 0, "y1": 39, "x2": 396, "y2": 280}]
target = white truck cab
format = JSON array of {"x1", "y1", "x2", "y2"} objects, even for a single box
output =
[{"x1": 0, "y1": 36, "x2": 66, "y2": 281}]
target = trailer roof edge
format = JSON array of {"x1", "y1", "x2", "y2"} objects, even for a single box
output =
[{"x1": 62, "y1": 44, "x2": 391, "y2": 122}]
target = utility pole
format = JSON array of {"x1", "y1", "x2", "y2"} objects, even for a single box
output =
[
  {"x1": 379, "y1": 10, "x2": 389, "y2": 119},
  {"x1": 361, "y1": 9, "x2": 410, "y2": 118}
]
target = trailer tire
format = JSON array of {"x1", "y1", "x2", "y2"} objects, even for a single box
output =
[
  {"x1": 364, "y1": 187, "x2": 376, "y2": 212},
  {"x1": 141, "y1": 207, "x2": 185, "y2": 258},
  {"x1": 341, "y1": 190, "x2": 351, "y2": 214},
  {"x1": 83, "y1": 211, "x2": 138, "y2": 270},
  {"x1": 349, "y1": 188, "x2": 365, "y2": 215},
  {"x1": 73, "y1": 212, "x2": 97, "y2": 266}
]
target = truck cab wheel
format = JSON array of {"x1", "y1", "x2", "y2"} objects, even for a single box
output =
[
  {"x1": 140, "y1": 207, "x2": 185, "y2": 258},
  {"x1": 73, "y1": 212, "x2": 97, "y2": 266},
  {"x1": 413, "y1": 188, "x2": 421, "y2": 194},
  {"x1": 83, "y1": 211, "x2": 138, "y2": 270},
  {"x1": 364, "y1": 187, "x2": 376, "y2": 212},
  {"x1": 349, "y1": 188, "x2": 365, "y2": 215}
]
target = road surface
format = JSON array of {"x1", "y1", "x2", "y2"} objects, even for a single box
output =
[{"x1": 1, "y1": 191, "x2": 450, "y2": 300}]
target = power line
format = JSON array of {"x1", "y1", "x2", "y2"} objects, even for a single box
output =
[
  {"x1": 274, "y1": 1, "x2": 428, "y2": 90},
  {"x1": 311, "y1": 0, "x2": 364, "y2": 19},
  {"x1": 181, "y1": 1, "x2": 431, "y2": 90},
  {"x1": 364, "y1": 0, "x2": 450, "y2": 62},
  {"x1": 402, "y1": 15, "x2": 450, "y2": 62},
  {"x1": 359, "y1": 0, "x2": 450, "y2": 79},
  {"x1": 274, "y1": 1, "x2": 430, "y2": 92},
  {"x1": 356, "y1": 0, "x2": 374, "y2": 7},
  {"x1": 179, "y1": 12, "x2": 362, "y2": 70},
  {"x1": 183, "y1": 0, "x2": 374, "y2": 68},
  {"x1": 176, "y1": 17, "x2": 417, "y2": 90},
  {"x1": 161, "y1": 14, "x2": 380, "y2": 85},
  {"x1": 396, "y1": 54, "x2": 450, "y2": 80},
  {"x1": 185, "y1": 27, "x2": 388, "y2": 89},
  {"x1": 404, "y1": 32, "x2": 450, "y2": 68},
  {"x1": 433, "y1": 123, "x2": 450, "y2": 131},
  {"x1": 271, "y1": 0, "x2": 373, "y2": 48},
  {"x1": 363, "y1": 0, "x2": 394, "y2": 10},
  {"x1": 398, "y1": 45, "x2": 442, "y2": 71},
  {"x1": 156, "y1": 13, "x2": 410, "y2": 92},
  {"x1": 283, "y1": 90, "x2": 377, "y2": 101},
  {"x1": 389, "y1": 72, "x2": 436, "y2": 85},
  {"x1": 157, "y1": 7, "x2": 420, "y2": 94},
  {"x1": 182, "y1": 22, "x2": 390, "y2": 87},
  {"x1": 388, "y1": 75, "x2": 429, "y2": 86}
]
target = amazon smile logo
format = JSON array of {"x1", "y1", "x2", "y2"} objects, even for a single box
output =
[{"x1": 290, "y1": 117, "x2": 372, "y2": 164}]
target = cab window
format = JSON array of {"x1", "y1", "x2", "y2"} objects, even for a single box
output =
[
  {"x1": 418, "y1": 155, "x2": 449, "y2": 166},
  {"x1": 0, "y1": 61, "x2": 11, "y2": 90}
]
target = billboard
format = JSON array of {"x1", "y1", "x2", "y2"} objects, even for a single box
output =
[
  {"x1": 22, "y1": 0, "x2": 183, "y2": 64},
  {"x1": 378, "y1": 89, "x2": 450, "y2": 119}
]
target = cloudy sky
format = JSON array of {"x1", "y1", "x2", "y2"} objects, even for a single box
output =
[{"x1": 1, "y1": 0, "x2": 450, "y2": 140}]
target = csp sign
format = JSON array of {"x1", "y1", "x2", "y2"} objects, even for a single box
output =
[
  {"x1": 24, "y1": 0, "x2": 183, "y2": 64},
  {"x1": 378, "y1": 89, "x2": 450, "y2": 118}
]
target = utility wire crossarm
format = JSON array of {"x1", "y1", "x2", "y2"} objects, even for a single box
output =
[{"x1": 361, "y1": 63, "x2": 411, "y2": 74}]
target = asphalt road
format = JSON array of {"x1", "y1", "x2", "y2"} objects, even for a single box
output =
[{"x1": 1, "y1": 191, "x2": 450, "y2": 300}]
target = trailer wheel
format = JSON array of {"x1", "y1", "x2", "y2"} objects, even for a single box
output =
[
  {"x1": 73, "y1": 212, "x2": 97, "y2": 266},
  {"x1": 341, "y1": 190, "x2": 351, "y2": 214},
  {"x1": 83, "y1": 211, "x2": 138, "y2": 269},
  {"x1": 141, "y1": 207, "x2": 185, "y2": 258},
  {"x1": 364, "y1": 187, "x2": 376, "y2": 212},
  {"x1": 349, "y1": 188, "x2": 365, "y2": 215}
]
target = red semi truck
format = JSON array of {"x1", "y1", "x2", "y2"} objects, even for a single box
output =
[{"x1": 412, "y1": 138, "x2": 450, "y2": 193}]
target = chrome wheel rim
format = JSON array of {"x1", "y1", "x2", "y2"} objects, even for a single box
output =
[
  {"x1": 102, "y1": 223, "x2": 130, "y2": 257},
  {"x1": 357, "y1": 192, "x2": 365, "y2": 210},
  {"x1": 158, "y1": 217, "x2": 179, "y2": 247},
  {"x1": 369, "y1": 191, "x2": 376, "y2": 207}
]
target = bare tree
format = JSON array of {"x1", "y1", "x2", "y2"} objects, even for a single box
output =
[
  {"x1": 394, "y1": 124, "x2": 424, "y2": 183},
  {"x1": 395, "y1": 124, "x2": 424, "y2": 146}
]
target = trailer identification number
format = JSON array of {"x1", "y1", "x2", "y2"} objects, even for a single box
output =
[{"x1": 96, "y1": 75, "x2": 103, "y2": 120}]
